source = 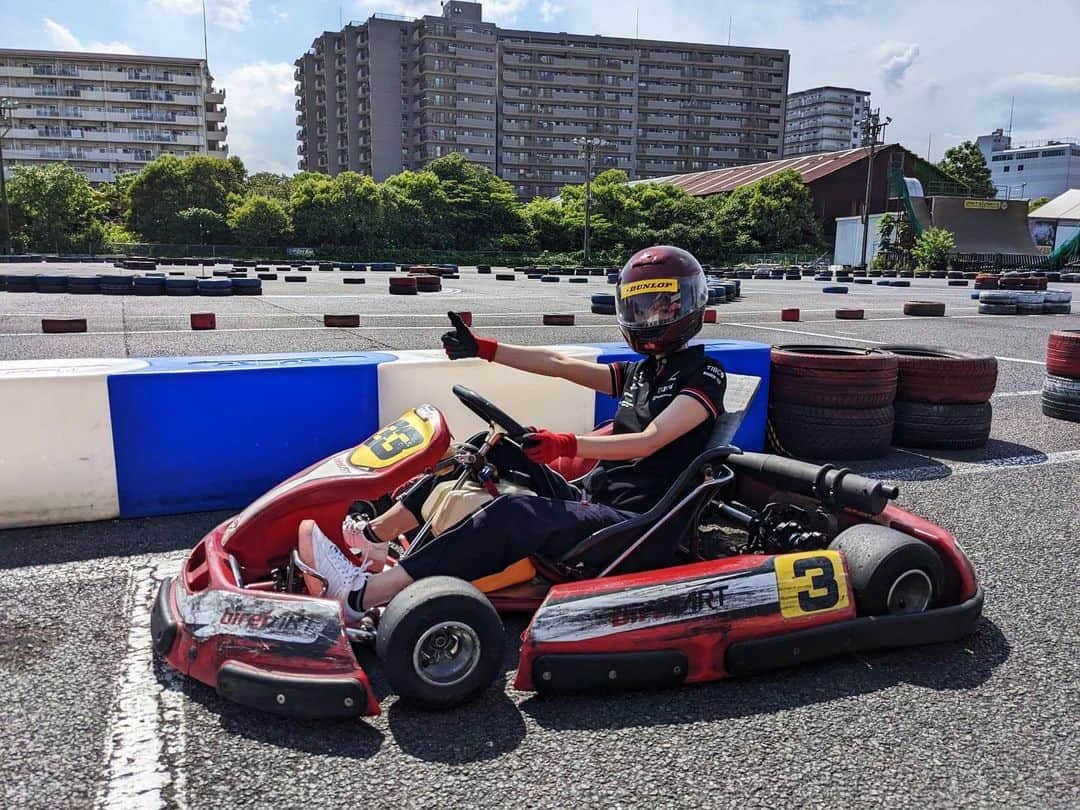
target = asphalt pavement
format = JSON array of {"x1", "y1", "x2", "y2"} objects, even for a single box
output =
[{"x1": 1, "y1": 261, "x2": 1078, "y2": 809}]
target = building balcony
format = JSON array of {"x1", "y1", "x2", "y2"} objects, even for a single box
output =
[
  {"x1": 205, "y1": 108, "x2": 226, "y2": 122},
  {"x1": 296, "y1": 99, "x2": 304, "y2": 111},
  {"x1": 206, "y1": 89, "x2": 225, "y2": 104},
  {"x1": 207, "y1": 127, "x2": 227, "y2": 140}
]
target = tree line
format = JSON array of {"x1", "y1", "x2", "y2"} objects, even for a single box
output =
[{"x1": 4, "y1": 151, "x2": 823, "y2": 261}]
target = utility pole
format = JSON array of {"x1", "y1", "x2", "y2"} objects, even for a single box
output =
[
  {"x1": 572, "y1": 136, "x2": 609, "y2": 262},
  {"x1": 857, "y1": 108, "x2": 892, "y2": 269},
  {"x1": 0, "y1": 97, "x2": 15, "y2": 255}
]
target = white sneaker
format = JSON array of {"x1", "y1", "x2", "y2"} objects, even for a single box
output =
[
  {"x1": 343, "y1": 514, "x2": 389, "y2": 572},
  {"x1": 300, "y1": 520, "x2": 373, "y2": 623}
]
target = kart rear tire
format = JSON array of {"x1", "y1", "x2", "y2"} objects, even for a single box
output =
[
  {"x1": 829, "y1": 525, "x2": 944, "y2": 616},
  {"x1": 377, "y1": 576, "x2": 504, "y2": 709}
]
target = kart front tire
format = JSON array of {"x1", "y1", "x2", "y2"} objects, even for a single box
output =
[
  {"x1": 377, "y1": 576, "x2": 505, "y2": 709},
  {"x1": 829, "y1": 525, "x2": 945, "y2": 616}
]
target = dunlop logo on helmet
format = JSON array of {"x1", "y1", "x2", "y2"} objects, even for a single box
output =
[{"x1": 620, "y1": 278, "x2": 679, "y2": 299}]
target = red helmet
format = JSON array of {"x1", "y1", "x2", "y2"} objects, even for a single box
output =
[{"x1": 616, "y1": 246, "x2": 708, "y2": 355}]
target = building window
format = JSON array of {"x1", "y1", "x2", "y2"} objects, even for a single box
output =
[
  {"x1": 1003, "y1": 166, "x2": 1009, "y2": 173},
  {"x1": 1017, "y1": 164, "x2": 1024, "y2": 171}
]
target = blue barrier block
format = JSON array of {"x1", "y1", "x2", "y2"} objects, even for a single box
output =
[
  {"x1": 592, "y1": 339, "x2": 770, "y2": 451},
  {"x1": 108, "y1": 351, "x2": 394, "y2": 517}
]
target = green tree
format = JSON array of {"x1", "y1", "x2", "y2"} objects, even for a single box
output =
[
  {"x1": 227, "y1": 196, "x2": 292, "y2": 246},
  {"x1": 937, "y1": 141, "x2": 997, "y2": 198},
  {"x1": 126, "y1": 154, "x2": 247, "y2": 241},
  {"x1": 381, "y1": 170, "x2": 452, "y2": 249},
  {"x1": 523, "y1": 196, "x2": 574, "y2": 252},
  {"x1": 1028, "y1": 196, "x2": 1051, "y2": 213},
  {"x1": 912, "y1": 227, "x2": 956, "y2": 270},
  {"x1": 176, "y1": 207, "x2": 230, "y2": 244},
  {"x1": 7, "y1": 164, "x2": 107, "y2": 253},
  {"x1": 289, "y1": 172, "x2": 346, "y2": 245},
  {"x1": 713, "y1": 170, "x2": 821, "y2": 251},
  {"x1": 426, "y1": 153, "x2": 524, "y2": 249},
  {"x1": 336, "y1": 172, "x2": 385, "y2": 252},
  {"x1": 245, "y1": 171, "x2": 293, "y2": 205}
]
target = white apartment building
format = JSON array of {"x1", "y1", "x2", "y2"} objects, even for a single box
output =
[
  {"x1": 784, "y1": 86, "x2": 870, "y2": 157},
  {"x1": 0, "y1": 49, "x2": 227, "y2": 184},
  {"x1": 977, "y1": 129, "x2": 1080, "y2": 200}
]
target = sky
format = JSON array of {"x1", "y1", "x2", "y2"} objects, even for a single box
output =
[{"x1": 3, "y1": 0, "x2": 1079, "y2": 175}]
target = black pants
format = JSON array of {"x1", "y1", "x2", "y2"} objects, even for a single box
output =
[{"x1": 396, "y1": 438, "x2": 637, "y2": 581}]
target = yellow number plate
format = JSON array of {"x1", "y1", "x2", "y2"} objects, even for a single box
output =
[
  {"x1": 350, "y1": 410, "x2": 434, "y2": 469},
  {"x1": 774, "y1": 550, "x2": 850, "y2": 618}
]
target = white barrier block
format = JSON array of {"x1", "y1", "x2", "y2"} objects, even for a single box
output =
[
  {"x1": 379, "y1": 347, "x2": 602, "y2": 438},
  {"x1": 0, "y1": 358, "x2": 147, "y2": 528}
]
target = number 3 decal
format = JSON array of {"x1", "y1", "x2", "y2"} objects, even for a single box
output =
[{"x1": 774, "y1": 550, "x2": 850, "y2": 618}]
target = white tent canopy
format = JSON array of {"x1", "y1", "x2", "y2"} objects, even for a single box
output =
[{"x1": 1029, "y1": 189, "x2": 1080, "y2": 221}]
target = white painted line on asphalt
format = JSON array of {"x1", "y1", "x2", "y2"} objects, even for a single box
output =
[
  {"x1": 993, "y1": 389, "x2": 1043, "y2": 398},
  {"x1": 865, "y1": 448, "x2": 1080, "y2": 482},
  {"x1": 98, "y1": 558, "x2": 185, "y2": 810},
  {"x1": 717, "y1": 321, "x2": 884, "y2": 344},
  {"x1": 994, "y1": 356, "x2": 1046, "y2": 366}
]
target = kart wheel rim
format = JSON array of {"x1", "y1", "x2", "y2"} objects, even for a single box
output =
[
  {"x1": 413, "y1": 621, "x2": 481, "y2": 687},
  {"x1": 886, "y1": 569, "x2": 933, "y2": 614}
]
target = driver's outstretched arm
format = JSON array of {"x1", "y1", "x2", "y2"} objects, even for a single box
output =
[{"x1": 441, "y1": 311, "x2": 612, "y2": 394}]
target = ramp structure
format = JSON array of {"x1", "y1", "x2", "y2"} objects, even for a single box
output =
[{"x1": 929, "y1": 197, "x2": 1038, "y2": 254}]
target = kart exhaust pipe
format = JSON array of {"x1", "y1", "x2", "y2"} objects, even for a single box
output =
[{"x1": 727, "y1": 452, "x2": 898, "y2": 516}]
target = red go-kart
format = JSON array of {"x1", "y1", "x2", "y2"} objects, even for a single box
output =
[{"x1": 151, "y1": 382, "x2": 983, "y2": 718}]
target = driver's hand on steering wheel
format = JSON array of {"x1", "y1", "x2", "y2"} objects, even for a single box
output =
[
  {"x1": 522, "y1": 430, "x2": 578, "y2": 464},
  {"x1": 442, "y1": 312, "x2": 498, "y2": 362}
]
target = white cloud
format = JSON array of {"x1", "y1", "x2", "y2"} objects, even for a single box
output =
[
  {"x1": 876, "y1": 41, "x2": 920, "y2": 89},
  {"x1": 539, "y1": 0, "x2": 563, "y2": 23},
  {"x1": 42, "y1": 18, "x2": 136, "y2": 54},
  {"x1": 219, "y1": 61, "x2": 296, "y2": 174},
  {"x1": 153, "y1": 0, "x2": 252, "y2": 31}
]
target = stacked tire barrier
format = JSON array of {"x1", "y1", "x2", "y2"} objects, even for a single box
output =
[
  {"x1": 767, "y1": 346, "x2": 897, "y2": 460},
  {"x1": 880, "y1": 346, "x2": 997, "y2": 449},
  {"x1": 1042, "y1": 330, "x2": 1080, "y2": 422}
]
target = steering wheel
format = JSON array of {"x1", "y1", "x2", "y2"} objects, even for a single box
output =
[{"x1": 452, "y1": 384, "x2": 529, "y2": 441}]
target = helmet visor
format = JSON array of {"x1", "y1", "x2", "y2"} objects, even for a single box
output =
[{"x1": 616, "y1": 275, "x2": 707, "y2": 329}]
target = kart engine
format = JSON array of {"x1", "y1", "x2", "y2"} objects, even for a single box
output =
[{"x1": 745, "y1": 502, "x2": 836, "y2": 555}]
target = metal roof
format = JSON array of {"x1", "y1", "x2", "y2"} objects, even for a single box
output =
[
  {"x1": 632, "y1": 145, "x2": 893, "y2": 197},
  {"x1": 1029, "y1": 188, "x2": 1080, "y2": 221}
]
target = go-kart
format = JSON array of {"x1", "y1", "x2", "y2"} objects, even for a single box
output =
[{"x1": 151, "y1": 381, "x2": 983, "y2": 718}]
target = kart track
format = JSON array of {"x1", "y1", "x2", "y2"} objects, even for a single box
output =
[{"x1": 1, "y1": 262, "x2": 1078, "y2": 809}]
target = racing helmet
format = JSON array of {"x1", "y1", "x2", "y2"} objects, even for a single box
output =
[{"x1": 616, "y1": 245, "x2": 708, "y2": 355}]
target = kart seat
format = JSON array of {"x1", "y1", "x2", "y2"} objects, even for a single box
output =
[{"x1": 538, "y1": 373, "x2": 762, "y2": 580}]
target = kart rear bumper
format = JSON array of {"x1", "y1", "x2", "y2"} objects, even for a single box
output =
[{"x1": 151, "y1": 575, "x2": 380, "y2": 719}]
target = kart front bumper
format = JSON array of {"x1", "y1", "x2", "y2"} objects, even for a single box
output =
[{"x1": 151, "y1": 576, "x2": 380, "y2": 719}]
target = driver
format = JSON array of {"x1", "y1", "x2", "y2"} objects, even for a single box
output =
[{"x1": 297, "y1": 246, "x2": 726, "y2": 623}]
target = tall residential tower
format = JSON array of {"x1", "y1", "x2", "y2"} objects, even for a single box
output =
[
  {"x1": 295, "y1": 2, "x2": 789, "y2": 198},
  {"x1": 784, "y1": 86, "x2": 871, "y2": 157}
]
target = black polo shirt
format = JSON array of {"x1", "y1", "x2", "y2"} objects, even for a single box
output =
[{"x1": 583, "y1": 344, "x2": 726, "y2": 513}]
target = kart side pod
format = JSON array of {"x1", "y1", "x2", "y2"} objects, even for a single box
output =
[{"x1": 514, "y1": 551, "x2": 858, "y2": 693}]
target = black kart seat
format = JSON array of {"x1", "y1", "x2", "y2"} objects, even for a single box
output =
[{"x1": 548, "y1": 374, "x2": 762, "y2": 579}]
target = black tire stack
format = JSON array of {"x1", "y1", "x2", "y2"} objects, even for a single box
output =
[
  {"x1": 591, "y1": 293, "x2": 615, "y2": 315},
  {"x1": 880, "y1": 346, "x2": 997, "y2": 449},
  {"x1": 768, "y1": 346, "x2": 898, "y2": 460},
  {"x1": 1042, "y1": 330, "x2": 1080, "y2": 422}
]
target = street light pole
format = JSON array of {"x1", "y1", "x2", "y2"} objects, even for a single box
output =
[
  {"x1": 572, "y1": 136, "x2": 609, "y2": 263},
  {"x1": 857, "y1": 108, "x2": 892, "y2": 269},
  {"x1": 0, "y1": 98, "x2": 15, "y2": 256}
]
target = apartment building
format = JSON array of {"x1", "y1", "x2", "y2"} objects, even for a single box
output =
[
  {"x1": 784, "y1": 86, "x2": 870, "y2": 157},
  {"x1": 0, "y1": 49, "x2": 227, "y2": 184},
  {"x1": 977, "y1": 129, "x2": 1080, "y2": 200},
  {"x1": 295, "y1": 2, "x2": 789, "y2": 198}
]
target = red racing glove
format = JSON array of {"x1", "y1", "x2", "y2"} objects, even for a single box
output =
[
  {"x1": 522, "y1": 430, "x2": 578, "y2": 464},
  {"x1": 441, "y1": 311, "x2": 498, "y2": 362}
]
